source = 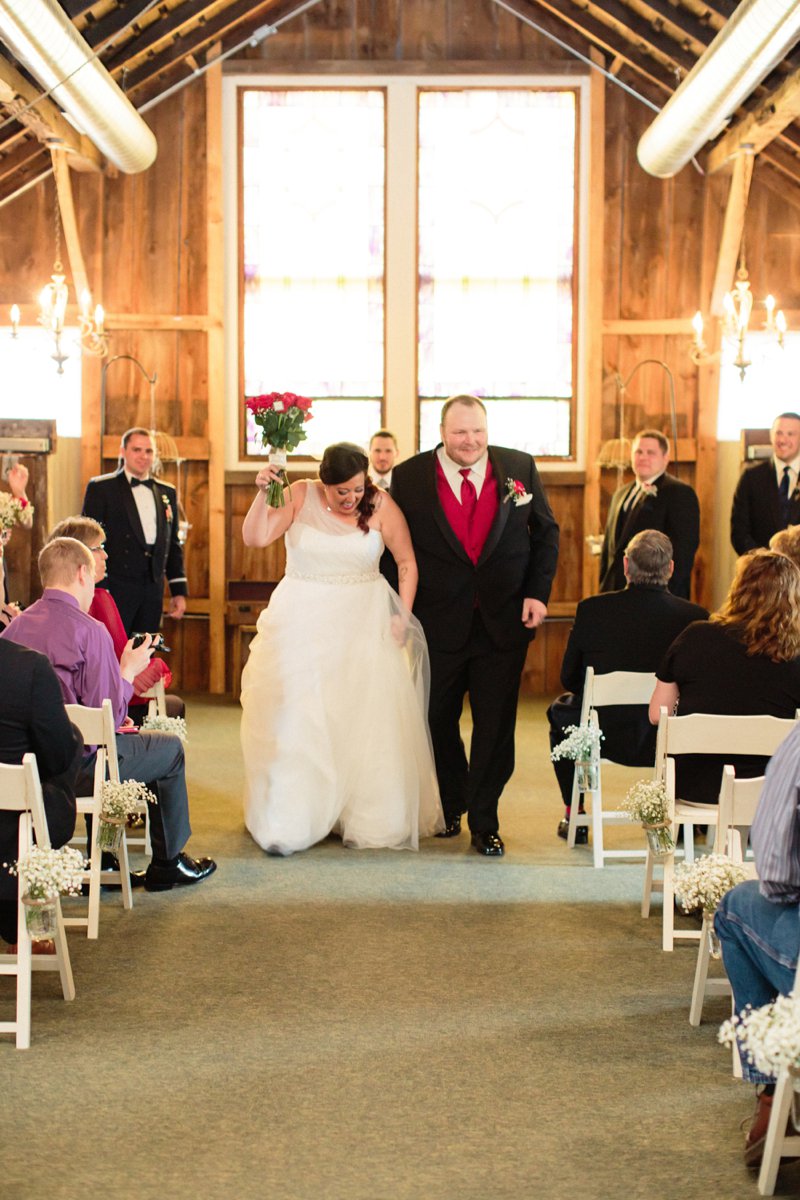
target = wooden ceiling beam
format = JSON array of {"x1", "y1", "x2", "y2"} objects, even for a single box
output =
[
  {"x1": 707, "y1": 64, "x2": 800, "y2": 172},
  {"x1": 710, "y1": 149, "x2": 754, "y2": 316},
  {"x1": 583, "y1": 0, "x2": 696, "y2": 73},
  {"x1": 636, "y1": 0, "x2": 720, "y2": 49},
  {"x1": 0, "y1": 136, "x2": 49, "y2": 186},
  {"x1": 79, "y1": 0, "x2": 159, "y2": 53},
  {"x1": 0, "y1": 54, "x2": 102, "y2": 171},
  {"x1": 99, "y1": 0, "x2": 224, "y2": 69}
]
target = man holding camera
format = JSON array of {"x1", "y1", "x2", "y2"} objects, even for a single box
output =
[
  {"x1": 82, "y1": 427, "x2": 187, "y2": 636},
  {"x1": 0, "y1": 536, "x2": 215, "y2": 891}
]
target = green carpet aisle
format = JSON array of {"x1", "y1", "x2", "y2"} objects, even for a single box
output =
[{"x1": 2, "y1": 697, "x2": 798, "y2": 1200}]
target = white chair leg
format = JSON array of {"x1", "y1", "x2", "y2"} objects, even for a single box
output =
[
  {"x1": 683, "y1": 822, "x2": 695, "y2": 863},
  {"x1": 86, "y1": 819, "x2": 102, "y2": 939},
  {"x1": 53, "y1": 900, "x2": 75, "y2": 1002},
  {"x1": 662, "y1": 851, "x2": 676, "y2": 951},
  {"x1": 566, "y1": 765, "x2": 581, "y2": 848},
  {"x1": 117, "y1": 831, "x2": 134, "y2": 910},
  {"x1": 689, "y1": 916, "x2": 712, "y2": 1025},
  {"x1": 15, "y1": 896, "x2": 31, "y2": 1050},
  {"x1": 758, "y1": 1070, "x2": 796, "y2": 1195},
  {"x1": 642, "y1": 849, "x2": 655, "y2": 917},
  {"x1": 590, "y1": 778, "x2": 604, "y2": 869}
]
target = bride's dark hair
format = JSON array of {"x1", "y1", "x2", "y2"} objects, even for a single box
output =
[{"x1": 319, "y1": 442, "x2": 377, "y2": 534}]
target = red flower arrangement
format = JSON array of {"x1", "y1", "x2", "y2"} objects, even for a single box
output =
[{"x1": 245, "y1": 391, "x2": 314, "y2": 507}]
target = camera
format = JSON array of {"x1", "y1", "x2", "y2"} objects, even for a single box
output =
[{"x1": 132, "y1": 632, "x2": 171, "y2": 652}]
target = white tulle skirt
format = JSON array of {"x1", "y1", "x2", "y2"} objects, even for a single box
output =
[{"x1": 240, "y1": 572, "x2": 443, "y2": 854}]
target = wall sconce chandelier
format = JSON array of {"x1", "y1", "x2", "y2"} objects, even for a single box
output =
[
  {"x1": 691, "y1": 246, "x2": 786, "y2": 383},
  {"x1": 8, "y1": 183, "x2": 108, "y2": 374}
]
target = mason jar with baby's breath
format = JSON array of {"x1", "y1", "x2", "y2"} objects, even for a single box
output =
[
  {"x1": 621, "y1": 778, "x2": 674, "y2": 857},
  {"x1": 5, "y1": 845, "x2": 85, "y2": 941},
  {"x1": 550, "y1": 723, "x2": 603, "y2": 792},
  {"x1": 99, "y1": 780, "x2": 157, "y2": 851}
]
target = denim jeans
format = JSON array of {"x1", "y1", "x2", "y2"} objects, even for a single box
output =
[{"x1": 715, "y1": 881, "x2": 800, "y2": 1083}]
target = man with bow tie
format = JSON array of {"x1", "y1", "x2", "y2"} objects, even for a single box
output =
[
  {"x1": 82, "y1": 428, "x2": 187, "y2": 636},
  {"x1": 599, "y1": 429, "x2": 700, "y2": 599},
  {"x1": 390, "y1": 394, "x2": 559, "y2": 856},
  {"x1": 731, "y1": 412, "x2": 800, "y2": 556}
]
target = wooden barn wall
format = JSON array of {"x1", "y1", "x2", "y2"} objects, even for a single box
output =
[{"x1": 3, "y1": 1, "x2": 800, "y2": 694}]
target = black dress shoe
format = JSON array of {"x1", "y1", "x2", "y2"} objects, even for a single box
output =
[
  {"x1": 143, "y1": 853, "x2": 217, "y2": 892},
  {"x1": 471, "y1": 831, "x2": 505, "y2": 856},
  {"x1": 436, "y1": 816, "x2": 462, "y2": 838},
  {"x1": 97, "y1": 853, "x2": 147, "y2": 890},
  {"x1": 557, "y1": 818, "x2": 588, "y2": 845}
]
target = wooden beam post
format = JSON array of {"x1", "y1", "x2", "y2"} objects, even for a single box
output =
[
  {"x1": 709, "y1": 147, "x2": 754, "y2": 317},
  {"x1": 583, "y1": 47, "x2": 605, "y2": 598},
  {"x1": 205, "y1": 47, "x2": 226, "y2": 694}
]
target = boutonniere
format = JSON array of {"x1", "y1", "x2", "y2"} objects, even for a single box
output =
[
  {"x1": 640, "y1": 482, "x2": 658, "y2": 499},
  {"x1": 161, "y1": 493, "x2": 173, "y2": 523},
  {"x1": 504, "y1": 477, "x2": 532, "y2": 507}
]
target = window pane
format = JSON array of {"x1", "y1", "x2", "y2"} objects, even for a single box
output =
[
  {"x1": 418, "y1": 90, "x2": 575, "y2": 403},
  {"x1": 246, "y1": 398, "x2": 382, "y2": 460},
  {"x1": 420, "y1": 398, "x2": 570, "y2": 458},
  {"x1": 241, "y1": 88, "x2": 385, "y2": 445},
  {"x1": 0, "y1": 328, "x2": 81, "y2": 436},
  {"x1": 717, "y1": 332, "x2": 800, "y2": 440}
]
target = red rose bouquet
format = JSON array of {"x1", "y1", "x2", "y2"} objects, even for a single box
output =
[{"x1": 245, "y1": 392, "x2": 314, "y2": 507}]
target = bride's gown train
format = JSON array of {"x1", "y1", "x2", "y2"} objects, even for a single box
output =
[{"x1": 241, "y1": 483, "x2": 443, "y2": 854}]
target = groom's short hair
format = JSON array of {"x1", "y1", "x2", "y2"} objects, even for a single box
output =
[{"x1": 440, "y1": 394, "x2": 487, "y2": 425}]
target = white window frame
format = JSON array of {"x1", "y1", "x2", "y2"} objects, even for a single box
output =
[{"x1": 223, "y1": 72, "x2": 591, "y2": 474}]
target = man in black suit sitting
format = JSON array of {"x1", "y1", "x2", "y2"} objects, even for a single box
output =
[
  {"x1": 0, "y1": 639, "x2": 83, "y2": 945},
  {"x1": 550, "y1": 530, "x2": 708, "y2": 842},
  {"x1": 600, "y1": 429, "x2": 700, "y2": 598},
  {"x1": 731, "y1": 412, "x2": 800, "y2": 555}
]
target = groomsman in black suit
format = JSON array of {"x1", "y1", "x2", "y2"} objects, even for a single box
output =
[
  {"x1": 599, "y1": 429, "x2": 699, "y2": 598},
  {"x1": 731, "y1": 412, "x2": 800, "y2": 555},
  {"x1": 82, "y1": 428, "x2": 187, "y2": 635},
  {"x1": 390, "y1": 394, "x2": 559, "y2": 856}
]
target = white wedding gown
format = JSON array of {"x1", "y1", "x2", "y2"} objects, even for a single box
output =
[{"x1": 240, "y1": 482, "x2": 444, "y2": 854}]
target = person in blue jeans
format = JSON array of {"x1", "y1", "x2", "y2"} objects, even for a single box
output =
[{"x1": 715, "y1": 721, "x2": 800, "y2": 1168}]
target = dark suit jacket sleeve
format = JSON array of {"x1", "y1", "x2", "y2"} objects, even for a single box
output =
[
  {"x1": 523, "y1": 457, "x2": 560, "y2": 605},
  {"x1": 730, "y1": 467, "x2": 760, "y2": 555},
  {"x1": 162, "y1": 484, "x2": 188, "y2": 597},
  {"x1": 665, "y1": 481, "x2": 700, "y2": 596},
  {"x1": 560, "y1": 606, "x2": 586, "y2": 693}
]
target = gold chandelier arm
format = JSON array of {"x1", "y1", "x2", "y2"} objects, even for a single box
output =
[{"x1": 50, "y1": 144, "x2": 89, "y2": 300}]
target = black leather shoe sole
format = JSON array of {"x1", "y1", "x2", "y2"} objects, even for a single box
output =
[
  {"x1": 471, "y1": 832, "x2": 505, "y2": 856},
  {"x1": 143, "y1": 855, "x2": 217, "y2": 892}
]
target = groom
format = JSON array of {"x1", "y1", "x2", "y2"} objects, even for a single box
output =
[{"x1": 390, "y1": 395, "x2": 559, "y2": 855}]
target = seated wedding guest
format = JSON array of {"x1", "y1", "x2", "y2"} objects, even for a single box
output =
[
  {"x1": 1, "y1": 461, "x2": 34, "y2": 627},
  {"x1": 550, "y1": 530, "x2": 707, "y2": 842},
  {"x1": 0, "y1": 638, "x2": 83, "y2": 947},
  {"x1": 650, "y1": 550, "x2": 800, "y2": 806},
  {"x1": 769, "y1": 522, "x2": 800, "y2": 568},
  {"x1": 0, "y1": 537, "x2": 216, "y2": 891},
  {"x1": 47, "y1": 517, "x2": 185, "y2": 720},
  {"x1": 715, "y1": 723, "x2": 800, "y2": 1168}
]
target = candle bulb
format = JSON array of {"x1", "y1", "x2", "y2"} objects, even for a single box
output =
[
  {"x1": 94, "y1": 304, "x2": 104, "y2": 335},
  {"x1": 777, "y1": 310, "x2": 787, "y2": 346},
  {"x1": 10, "y1": 304, "x2": 19, "y2": 337},
  {"x1": 691, "y1": 310, "x2": 704, "y2": 347},
  {"x1": 80, "y1": 288, "x2": 92, "y2": 319}
]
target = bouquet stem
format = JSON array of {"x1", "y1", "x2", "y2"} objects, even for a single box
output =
[{"x1": 266, "y1": 449, "x2": 288, "y2": 508}]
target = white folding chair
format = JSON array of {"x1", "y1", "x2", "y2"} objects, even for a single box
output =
[
  {"x1": 139, "y1": 678, "x2": 167, "y2": 718},
  {"x1": 758, "y1": 955, "x2": 800, "y2": 1193},
  {"x1": 0, "y1": 754, "x2": 75, "y2": 1049},
  {"x1": 64, "y1": 699, "x2": 133, "y2": 938},
  {"x1": 566, "y1": 667, "x2": 657, "y2": 868},
  {"x1": 689, "y1": 768, "x2": 762, "y2": 1043},
  {"x1": 642, "y1": 710, "x2": 797, "y2": 951}
]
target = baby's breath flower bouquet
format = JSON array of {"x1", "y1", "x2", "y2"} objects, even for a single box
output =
[
  {"x1": 551, "y1": 724, "x2": 604, "y2": 791},
  {"x1": 140, "y1": 714, "x2": 187, "y2": 742},
  {"x1": 5, "y1": 845, "x2": 86, "y2": 940},
  {"x1": 99, "y1": 780, "x2": 157, "y2": 851},
  {"x1": 720, "y1": 992, "x2": 800, "y2": 1081},
  {"x1": 0, "y1": 492, "x2": 33, "y2": 533},
  {"x1": 674, "y1": 854, "x2": 748, "y2": 915},
  {"x1": 621, "y1": 778, "x2": 674, "y2": 856}
]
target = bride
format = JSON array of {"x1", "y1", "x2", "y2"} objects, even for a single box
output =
[{"x1": 240, "y1": 442, "x2": 443, "y2": 855}]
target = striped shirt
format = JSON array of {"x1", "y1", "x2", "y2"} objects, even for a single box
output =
[{"x1": 751, "y1": 723, "x2": 800, "y2": 902}]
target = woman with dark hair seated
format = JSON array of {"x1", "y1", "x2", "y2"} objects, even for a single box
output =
[
  {"x1": 47, "y1": 517, "x2": 185, "y2": 720},
  {"x1": 240, "y1": 442, "x2": 443, "y2": 855},
  {"x1": 649, "y1": 549, "x2": 800, "y2": 804}
]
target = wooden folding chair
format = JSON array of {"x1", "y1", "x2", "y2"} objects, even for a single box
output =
[
  {"x1": 139, "y1": 678, "x2": 167, "y2": 718},
  {"x1": 0, "y1": 755, "x2": 75, "y2": 1049},
  {"x1": 758, "y1": 954, "x2": 800, "y2": 1195},
  {"x1": 64, "y1": 699, "x2": 133, "y2": 938},
  {"x1": 566, "y1": 667, "x2": 657, "y2": 868},
  {"x1": 642, "y1": 710, "x2": 797, "y2": 951}
]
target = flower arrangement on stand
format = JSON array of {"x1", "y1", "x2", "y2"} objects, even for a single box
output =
[
  {"x1": 5, "y1": 845, "x2": 86, "y2": 940},
  {"x1": 621, "y1": 778, "x2": 674, "y2": 857},
  {"x1": 245, "y1": 392, "x2": 314, "y2": 507},
  {"x1": 550, "y1": 724, "x2": 604, "y2": 791},
  {"x1": 99, "y1": 780, "x2": 157, "y2": 852},
  {"x1": 720, "y1": 992, "x2": 800, "y2": 1084},
  {"x1": 674, "y1": 853, "x2": 748, "y2": 957},
  {"x1": 141, "y1": 714, "x2": 187, "y2": 742}
]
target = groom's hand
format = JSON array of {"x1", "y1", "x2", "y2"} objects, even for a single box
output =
[{"x1": 522, "y1": 598, "x2": 547, "y2": 629}]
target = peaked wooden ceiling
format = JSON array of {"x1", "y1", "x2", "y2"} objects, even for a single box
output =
[{"x1": 1, "y1": 0, "x2": 800, "y2": 206}]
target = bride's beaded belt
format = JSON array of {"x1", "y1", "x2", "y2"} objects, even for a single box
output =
[{"x1": 285, "y1": 569, "x2": 379, "y2": 584}]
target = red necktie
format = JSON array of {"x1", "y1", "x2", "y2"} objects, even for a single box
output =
[{"x1": 459, "y1": 468, "x2": 477, "y2": 522}]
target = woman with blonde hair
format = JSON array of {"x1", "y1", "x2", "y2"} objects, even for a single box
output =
[{"x1": 649, "y1": 550, "x2": 800, "y2": 804}]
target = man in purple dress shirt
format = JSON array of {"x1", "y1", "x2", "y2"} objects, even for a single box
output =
[{"x1": 1, "y1": 537, "x2": 216, "y2": 891}]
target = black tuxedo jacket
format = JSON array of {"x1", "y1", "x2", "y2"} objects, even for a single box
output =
[
  {"x1": 730, "y1": 459, "x2": 800, "y2": 554},
  {"x1": 560, "y1": 584, "x2": 709, "y2": 766},
  {"x1": 82, "y1": 470, "x2": 187, "y2": 596},
  {"x1": 599, "y1": 472, "x2": 700, "y2": 598},
  {"x1": 0, "y1": 640, "x2": 82, "y2": 900},
  {"x1": 390, "y1": 446, "x2": 559, "y2": 653}
]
